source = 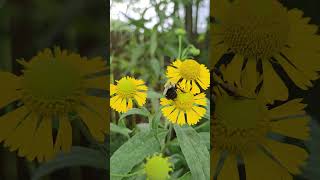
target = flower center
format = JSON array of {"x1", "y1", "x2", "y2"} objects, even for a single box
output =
[
  {"x1": 174, "y1": 92, "x2": 194, "y2": 111},
  {"x1": 145, "y1": 154, "x2": 172, "y2": 180},
  {"x1": 22, "y1": 59, "x2": 83, "y2": 117},
  {"x1": 117, "y1": 78, "x2": 136, "y2": 98},
  {"x1": 222, "y1": 0, "x2": 289, "y2": 59},
  {"x1": 212, "y1": 96, "x2": 270, "y2": 154},
  {"x1": 179, "y1": 60, "x2": 201, "y2": 80}
]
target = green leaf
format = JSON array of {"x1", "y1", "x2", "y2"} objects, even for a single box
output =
[
  {"x1": 119, "y1": 108, "x2": 150, "y2": 121},
  {"x1": 110, "y1": 130, "x2": 167, "y2": 180},
  {"x1": 178, "y1": 172, "x2": 192, "y2": 180},
  {"x1": 198, "y1": 132, "x2": 210, "y2": 150},
  {"x1": 111, "y1": 123, "x2": 132, "y2": 138},
  {"x1": 174, "y1": 125, "x2": 210, "y2": 180},
  {"x1": 31, "y1": 146, "x2": 107, "y2": 180}
]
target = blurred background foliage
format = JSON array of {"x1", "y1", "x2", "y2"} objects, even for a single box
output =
[{"x1": 0, "y1": 0, "x2": 108, "y2": 179}]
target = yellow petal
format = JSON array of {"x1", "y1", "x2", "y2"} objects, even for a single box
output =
[
  {"x1": 110, "y1": 84, "x2": 117, "y2": 95},
  {"x1": 262, "y1": 139, "x2": 308, "y2": 175},
  {"x1": 275, "y1": 54, "x2": 312, "y2": 90},
  {"x1": 268, "y1": 98, "x2": 306, "y2": 119},
  {"x1": 0, "y1": 106, "x2": 29, "y2": 142},
  {"x1": 224, "y1": 54, "x2": 244, "y2": 86},
  {"x1": 244, "y1": 148, "x2": 292, "y2": 180},
  {"x1": 186, "y1": 109, "x2": 200, "y2": 125},
  {"x1": 160, "y1": 98, "x2": 173, "y2": 106},
  {"x1": 167, "y1": 109, "x2": 179, "y2": 124},
  {"x1": 211, "y1": 149, "x2": 221, "y2": 178},
  {"x1": 134, "y1": 92, "x2": 147, "y2": 106},
  {"x1": 77, "y1": 105, "x2": 106, "y2": 142},
  {"x1": 54, "y1": 116, "x2": 72, "y2": 154},
  {"x1": 192, "y1": 106, "x2": 206, "y2": 118},
  {"x1": 262, "y1": 60, "x2": 288, "y2": 103},
  {"x1": 241, "y1": 58, "x2": 258, "y2": 93},
  {"x1": 84, "y1": 75, "x2": 108, "y2": 90},
  {"x1": 162, "y1": 106, "x2": 176, "y2": 117},
  {"x1": 0, "y1": 72, "x2": 22, "y2": 108},
  {"x1": 271, "y1": 116, "x2": 310, "y2": 140},
  {"x1": 217, "y1": 154, "x2": 239, "y2": 180},
  {"x1": 177, "y1": 111, "x2": 186, "y2": 125}
]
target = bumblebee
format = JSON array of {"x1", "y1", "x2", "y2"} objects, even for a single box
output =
[{"x1": 163, "y1": 81, "x2": 178, "y2": 100}]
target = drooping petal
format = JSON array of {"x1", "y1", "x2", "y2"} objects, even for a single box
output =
[
  {"x1": 262, "y1": 139, "x2": 308, "y2": 175},
  {"x1": 268, "y1": 98, "x2": 306, "y2": 119},
  {"x1": 262, "y1": 60, "x2": 288, "y2": 103},
  {"x1": 271, "y1": 116, "x2": 310, "y2": 140},
  {"x1": 244, "y1": 148, "x2": 292, "y2": 180},
  {"x1": 217, "y1": 154, "x2": 239, "y2": 180},
  {"x1": 54, "y1": 116, "x2": 72, "y2": 154}
]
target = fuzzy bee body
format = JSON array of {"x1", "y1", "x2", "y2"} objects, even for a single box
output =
[{"x1": 163, "y1": 81, "x2": 178, "y2": 100}]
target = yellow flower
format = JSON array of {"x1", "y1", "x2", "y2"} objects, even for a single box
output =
[
  {"x1": 110, "y1": 76, "x2": 148, "y2": 113},
  {"x1": 211, "y1": 93, "x2": 309, "y2": 179},
  {"x1": 160, "y1": 85, "x2": 207, "y2": 125},
  {"x1": 166, "y1": 59, "x2": 210, "y2": 94},
  {"x1": 0, "y1": 48, "x2": 108, "y2": 162},
  {"x1": 144, "y1": 154, "x2": 172, "y2": 180},
  {"x1": 211, "y1": 0, "x2": 320, "y2": 103}
]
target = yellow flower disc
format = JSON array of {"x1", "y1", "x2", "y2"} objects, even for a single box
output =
[
  {"x1": 22, "y1": 57, "x2": 83, "y2": 117},
  {"x1": 145, "y1": 154, "x2": 172, "y2": 180},
  {"x1": 213, "y1": 95, "x2": 269, "y2": 154},
  {"x1": 223, "y1": 0, "x2": 289, "y2": 59}
]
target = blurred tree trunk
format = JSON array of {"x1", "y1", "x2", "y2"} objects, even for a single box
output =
[{"x1": 184, "y1": 2, "x2": 193, "y2": 42}]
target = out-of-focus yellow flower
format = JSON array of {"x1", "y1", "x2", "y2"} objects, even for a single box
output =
[
  {"x1": 0, "y1": 47, "x2": 108, "y2": 162},
  {"x1": 110, "y1": 76, "x2": 148, "y2": 113},
  {"x1": 211, "y1": 92, "x2": 309, "y2": 179},
  {"x1": 166, "y1": 59, "x2": 210, "y2": 94},
  {"x1": 144, "y1": 154, "x2": 172, "y2": 180},
  {"x1": 211, "y1": 0, "x2": 320, "y2": 103}
]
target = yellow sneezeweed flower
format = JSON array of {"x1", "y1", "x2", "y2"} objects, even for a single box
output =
[
  {"x1": 144, "y1": 154, "x2": 172, "y2": 180},
  {"x1": 110, "y1": 76, "x2": 148, "y2": 113},
  {"x1": 211, "y1": 92, "x2": 310, "y2": 180},
  {"x1": 211, "y1": 0, "x2": 320, "y2": 103},
  {"x1": 166, "y1": 59, "x2": 210, "y2": 94},
  {"x1": 0, "y1": 47, "x2": 108, "y2": 162},
  {"x1": 160, "y1": 84, "x2": 207, "y2": 125}
]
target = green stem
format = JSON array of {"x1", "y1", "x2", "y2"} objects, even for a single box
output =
[
  {"x1": 161, "y1": 123, "x2": 173, "y2": 152},
  {"x1": 178, "y1": 35, "x2": 182, "y2": 59},
  {"x1": 111, "y1": 169, "x2": 144, "y2": 177}
]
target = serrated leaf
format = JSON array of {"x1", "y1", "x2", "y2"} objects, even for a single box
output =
[
  {"x1": 111, "y1": 122, "x2": 132, "y2": 138},
  {"x1": 119, "y1": 108, "x2": 150, "y2": 121},
  {"x1": 31, "y1": 146, "x2": 107, "y2": 180},
  {"x1": 110, "y1": 130, "x2": 167, "y2": 180},
  {"x1": 174, "y1": 125, "x2": 210, "y2": 180}
]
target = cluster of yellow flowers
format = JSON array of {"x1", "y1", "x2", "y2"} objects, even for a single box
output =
[
  {"x1": 210, "y1": 0, "x2": 319, "y2": 179},
  {"x1": 0, "y1": 47, "x2": 108, "y2": 162},
  {"x1": 110, "y1": 59, "x2": 210, "y2": 126}
]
